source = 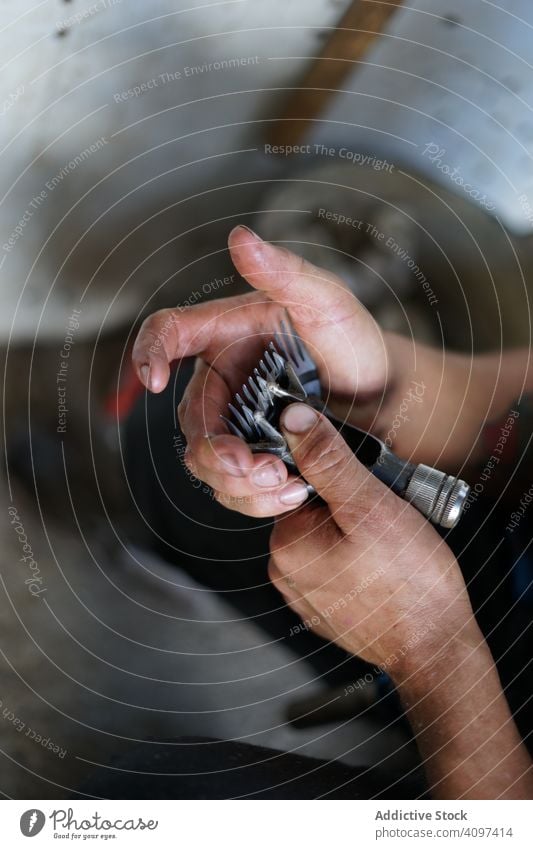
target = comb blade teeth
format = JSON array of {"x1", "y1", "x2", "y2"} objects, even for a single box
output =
[
  {"x1": 220, "y1": 414, "x2": 245, "y2": 438},
  {"x1": 248, "y1": 376, "x2": 270, "y2": 412},
  {"x1": 227, "y1": 322, "x2": 321, "y2": 446},
  {"x1": 279, "y1": 317, "x2": 317, "y2": 370},
  {"x1": 254, "y1": 418, "x2": 274, "y2": 441},
  {"x1": 255, "y1": 373, "x2": 268, "y2": 391},
  {"x1": 254, "y1": 373, "x2": 274, "y2": 406},
  {"x1": 259, "y1": 357, "x2": 276, "y2": 382},
  {"x1": 273, "y1": 330, "x2": 291, "y2": 364},
  {"x1": 248, "y1": 377, "x2": 272, "y2": 412},
  {"x1": 254, "y1": 368, "x2": 265, "y2": 392},
  {"x1": 228, "y1": 403, "x2": 254, "y2": 438},
  {"x1": 264, "y1": 349, "x2": 282, "y2": 377},
  {"x1": 269, "y1": 341, "x2": 277, "y2": 354},
  {"x1": 268, "y1": 343, "x2": 286, "y2": 373},
  {"x1": 253, "y1": 413, "x2": 284, "y2": 444},
  {"x1": 247, "y1": 376, "x2": 261, "y2": 402},
  {"x1": 293, "y1": 332, "x2": 307, "y2": 362},
  {"x1": 250, "y1": 373, "x2": 264, "y2": 394},
  {"x1": 279, "y1": 318, "x2": 300, "y2": 365},
  {"x1": 264, "y1": 351, "x2": 275, "y2": 373},
  {"x1": 241, "y1": 403, "x2": 257, "y2": 431},
  {"x1": 242, "y1": 383, "x2": 257, "y2": 409}
]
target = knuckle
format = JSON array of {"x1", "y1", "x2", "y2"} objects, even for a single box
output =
[
  {"x1": 179, "y1": 396, "x2": 198, "y2": 435},
  {"x1": 213, "y1": 491, "x2": 242, "y2": 513},
  {"x1": 269, "y1": 525, "x2": 285, "y2": 560},
  {"x1": 184, "y1": 432, "x2": 203, "y2": 460},
  {"x1": 138, "y1": 309, "x2": 165, "y2": 338},
  {"x1": 269, "y1": 529, "x2": 294, "y2": 569},
  {"x1": 295, "y1": 252, "x2": 309, "y2": 280},
  {"x1": 372, "y1": 492, "x2": 408, "y2": 531},
  {"x1": 267, "y1": 557, "x2": 282, "y2": 584},
  {"x1": 183, "y1": 448, "x2": 200, "y2": 478},
  {"x1": 177, "y1": 397, "x2": 188, "y2": 428},
  {"x1": 343, "y1": 487, "x2": 400, "y2": 534},
  {"x1": 140, "y1": 309, "x2": 178, "y2": 351},
  {"x1": 152, "y1": 307, "x2": 177, "y2": 328},
  {"x1": 301, "y1": 435, "x2": 348, "y2": 481},
  {"x1": 214, "y1": 490, "x2": 268, "y2": 517}
]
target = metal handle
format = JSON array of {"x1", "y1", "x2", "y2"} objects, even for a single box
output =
[
  {"x1": 404, "y1": 464, "x2": 470, "y2": 529},
  {"x1": 326, "y1": 415, "x2": 470, "y2": 530}
]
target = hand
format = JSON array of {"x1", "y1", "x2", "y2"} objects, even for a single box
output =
[
  {"x1": 132, "y1": 225, "x2": 390, "y2": 517},
  {"x1": 132, "y1": 225, "x2": 499, "y2": 518},
  {"x1": 269, "y1": 404, "x2": 533, "y2": 800},
  {"x1": 268, "y1": 402, "x2": 478, "y2": 676}
]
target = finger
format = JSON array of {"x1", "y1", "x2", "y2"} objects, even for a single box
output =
[
  {"x1": 186, "y1": 448, "x2": 291, "y2": 499},
  {"x1": 132, "y1": 293, "x2": 267, "y2": 393},
  {"x1": 179, "y1": 360, "x2": 289, "y2": 492},
  {"x1": 280, "y1": 403, "x2": 384, "y2": 535},
  {"x1": 178, "y1": 358, "x2": 233, "y2": 440},
  {"x1": 267, "y1": 558, "x2": 336, "y2": 644},
  {"x1": 214, "y1": 477, "x2": 310, "y2": 517},
  {"x1": 133, "y1": 307, "x2": 205, "y2": 393},
  {"x1": 267, "y1": 557, "x2": 303, "y2": 606},
  {"x1": 228, "y1": 225, "x2": 387, "y2": 395},
  {"x1": 272, "y1": 502, "x2": 338, "y2": 553},
  {"x1": 269, "y1": 508, "x2": 342, "y2": 599}
]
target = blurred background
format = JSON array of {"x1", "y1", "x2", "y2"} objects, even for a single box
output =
[{"x1": 1, "y1": 0, "x2": 533, "y2": 797}]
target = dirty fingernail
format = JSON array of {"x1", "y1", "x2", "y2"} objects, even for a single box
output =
[
  {"x1": 251, "y1": 461, "x2": 283, "y2": 488},
  {"x1": 279, "y1": 481, "x2": 309, "y2": 506},
  {"x1": 281, "y1": 403, "x2": 318, "y2": 434}
]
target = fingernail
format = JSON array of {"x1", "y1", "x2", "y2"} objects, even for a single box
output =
[
  {"x1": 251, "y1": 461, "x2": 283, "y2": 488},
  {"x1": 140, "y1": 363, "x2": 151, "y2": 388},
  {"x1": 232, "y1": 224, "x2": 260, "y2": 240},
  {"x1": 218, "y1": 452, "x2": 246, "y2": 477},
  {"x1": 279, "y1": 481, "x2": 309, "y2": 505},
  {"x1": 281, "y1": 403, "x2": 318, "y2": 434}
]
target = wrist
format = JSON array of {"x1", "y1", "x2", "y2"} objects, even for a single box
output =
[
  {"x1": 373, "y1": 338, "x2": 496, "y2": 469},
  {"x1": 467, "y1": 350, "x2": 530, "y2": 468},
  {"x1": 390, "y1": 620, "x2": 488, "y2": 692}
]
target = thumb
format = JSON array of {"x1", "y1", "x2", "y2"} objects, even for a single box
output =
[
  {"x1": 228, "y1": 225, "x2": 388, "y2": 396},
  {"x1": 280, "y1": 403, "x2": 383, "y2": 535}
]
